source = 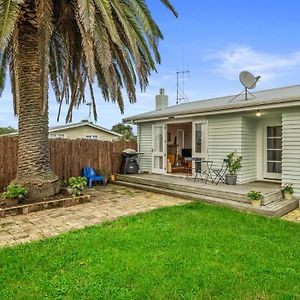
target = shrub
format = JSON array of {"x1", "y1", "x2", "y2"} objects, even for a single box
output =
[
  {"x1": 97, "y1": 168, "x2": 111, "y2": 179},
  {"x1": 2, "y1": 184, "x2": 28, "y2": 200},
  {"x1": 247, "y1": 190, "x2": 263, "y2": 201},
  {"x1": 226, "y1": 151, "x2": 243, "y2": 175},
  {"x1": 68, "y1": 177, "x2": 87, "y2": 196},
  {"x1": 282, "y1": 183, "x2": 294, "y2": 194}
]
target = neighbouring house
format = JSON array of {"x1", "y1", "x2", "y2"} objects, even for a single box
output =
[
  {"x1": 123, "y1": 86, "x2": 300, "y2": 197},
  {"x1": 5, "y1": 121, "x2": 122, "y2": 141}
]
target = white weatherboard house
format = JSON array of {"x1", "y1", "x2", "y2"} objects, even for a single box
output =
[{"x1": 124, "y1": 86, "x2": 300, "y2": 197}]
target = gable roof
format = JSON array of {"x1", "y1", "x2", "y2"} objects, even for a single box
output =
[
  {"x1": 49, "y1": 122, "x2": 122, "y2": 137},
  {"x1": 123, "y1": 85, "x2": 300, "y2": 123},
  {"x1": 1, "y1": 122, "x2": 122, "y2": 137}
]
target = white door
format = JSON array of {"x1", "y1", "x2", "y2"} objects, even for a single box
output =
[
  {"x1": 152, "y1": 124, "x2": 167, "y2": 174},
  {"x1": 264, "y1": 124, "x2": 282, "y2": 180}
]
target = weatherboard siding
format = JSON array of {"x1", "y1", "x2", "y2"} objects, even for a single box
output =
[
  {"x1": 282, "y1": 110, "x2": 300, "y2": 197},
  {"x1": 240, "y1": 117, "x2": 257, "y2": 183},
  {"x1": 138, "y1": 122, "x2": 153, "y2": 172},
  {"x1": 207, "y1": 114, "x2": 244, "y2": 182}
]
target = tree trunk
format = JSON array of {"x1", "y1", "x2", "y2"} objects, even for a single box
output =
[{"x1": 13, "y1": 11, "x2": 60, "y2": 200}]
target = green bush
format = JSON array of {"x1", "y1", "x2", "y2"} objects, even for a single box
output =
[
  {"x1": 226, "y1": 151, "x2": 243, "y2": 175},
  {"x1": 247, "y1": 190, "x2": 263, "y2": 201},
  {"x1": 68, "y1": 177, "x2": 87, "y2": 196},
  {"x1": 282, "y1": 183, "x2": 294, "y2": 194},
  {"x1": 2, "y1": 184, "x2": 28, "y2": 200}
]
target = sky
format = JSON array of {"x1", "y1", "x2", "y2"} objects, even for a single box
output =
[{"x1": 2, "y1": 0, "x2": 300, "y2": 130}]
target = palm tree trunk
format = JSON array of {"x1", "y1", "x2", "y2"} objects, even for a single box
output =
[{"x1": 13, "y1": 12, "x2": 60, "y2": 200}]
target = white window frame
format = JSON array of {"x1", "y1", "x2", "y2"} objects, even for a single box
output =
[
  {"x1": 86, "y1": 135, "x2": 98, "y2": 140},
  {"x1": 192, "y1": 120, "x2": 207, "y2": 159}
]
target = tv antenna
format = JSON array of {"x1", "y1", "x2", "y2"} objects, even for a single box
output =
[
  {"x1": 230, "y1": 71, "x2": 261, "y2": 102},
  {"x1": 86, "y1": 102, "x2": 94, "y2": 123},
  {"x1": 176, "y1": 69, "x2": 190, "y2": 105}
]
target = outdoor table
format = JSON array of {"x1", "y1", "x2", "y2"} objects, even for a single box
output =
[{"x1": 193, "y1": 159, "x2": 214, "y2": 183}]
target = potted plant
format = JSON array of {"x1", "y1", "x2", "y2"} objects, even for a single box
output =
[
  {"x1": 225, "y1": 151, "x2": 243, "y2": 185},
  {"x1": 282, "y1": 183, "x2": 294, "y2": 200},
  {"x1": 247, "y1": 190, "x2": 263, "y2": 207},
  {"x1": 67, "y1": 177, "x2": 87, "y2": 196},
  {"x1": 2, "y1": 184, "x2": 28, "y2": 206}
]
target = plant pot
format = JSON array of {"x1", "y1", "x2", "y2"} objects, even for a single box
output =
[
  {"x1": 225, "y1": 174, "x2": 237, "y2": 185},
  {"x1": 283, "y1": 192, "x2": 293, "y2": 200},
  {"x1": 2, "y1": 198, "x2": 19, "y2": 207},
  {"x1": 251, "y1": 199, "x2": 262, "y2": 207},
  {"x1": 110, "y1": 175, "x2": 116, "y2": 182}
]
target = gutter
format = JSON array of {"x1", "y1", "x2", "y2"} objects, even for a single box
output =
[{"x1": 123, "y1": 96, "x2": 300, "y2": 124}]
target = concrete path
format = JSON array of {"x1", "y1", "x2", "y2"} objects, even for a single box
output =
[
  {"x1": 0, "y1": 185, "x2": 189, "y2": 248},
  {"x1": 282, "y1": 208, "x2": 300, "y2": 223}
]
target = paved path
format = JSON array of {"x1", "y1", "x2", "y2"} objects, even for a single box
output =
[
  {"x1": 0, "y1": 185, "x2": 189, "y2": 248},
  {"x1": 282, "y1": 208, "x2": 300, "y2": 223}
]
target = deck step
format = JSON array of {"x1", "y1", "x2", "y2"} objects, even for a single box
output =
[
  {"x1": 116, "y1": 174, "x2": 282, "y2": 205},
  {"x1": 114, "y1": 180, "x2": 299, "y2": 217}
]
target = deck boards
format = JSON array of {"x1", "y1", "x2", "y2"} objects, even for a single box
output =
[{"x1": 115, "y1": 174, "x2": 299, "y2": 217}]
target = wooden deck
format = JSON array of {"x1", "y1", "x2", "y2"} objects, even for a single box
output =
[{"x1": 115, "y1": 173, "x2": 299, "y2": 217}]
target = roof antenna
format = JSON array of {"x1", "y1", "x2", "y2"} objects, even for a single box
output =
[
  {"x1": 229, "y1": 71, "x2": 261, "y2": 103},
  {"x1": 86, "y1": 102, "x2": 93, "y2": 123},
  {"x1": 176, "y1": 69, "x2": 190, "y2": 105}
]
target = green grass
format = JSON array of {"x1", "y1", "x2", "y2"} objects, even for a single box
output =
[{"x1": 1, "y1": 203, "x2": 300, "y2": 299}]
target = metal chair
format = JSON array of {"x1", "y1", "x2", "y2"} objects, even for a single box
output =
[{"x1": 212, "y1": 159, "x2": 229, "y2": 185}]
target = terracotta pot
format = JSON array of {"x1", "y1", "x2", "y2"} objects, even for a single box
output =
[
  {"x1": 2, "y1": 198, "x2": 19, "y2": 207},
  {"x1": 283, "y1": 192, "x2": 293, "y2": 200},
  {"x1": 225, "y1": 174, "x2": 237, "y2": 185},
  {"x1": 251, "y1": 199, "x2": 261, "y2": 207}
]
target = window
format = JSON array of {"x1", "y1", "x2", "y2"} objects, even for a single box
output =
[
  {"x1": 86, "y1": 135, "x2": 98, "y2": 140},
  {"x1": 195, "y1": 124, "x2": 202, "y2": 153},
  {"x1": 193, "y1": 122, "x2": 206, "y2": 155},
  {"x1": 49, "y1": 133, "x2": 64, "y2": 138}
]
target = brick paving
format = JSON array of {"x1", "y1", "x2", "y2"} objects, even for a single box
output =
[
  {"x1": 0, "y1": 185, "x2": 190, "y2": 248},
  {"x1": 281, "y1": 208, "x2": 300, "y2": 223}
]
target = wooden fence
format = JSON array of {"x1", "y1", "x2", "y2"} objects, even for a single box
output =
[{"x1": 0, "y1": 137, "x2": 137, "y2": 191}]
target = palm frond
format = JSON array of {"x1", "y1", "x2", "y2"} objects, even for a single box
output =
[{"x1": 0, "y1": 0, "x2": 23, "y2": 50}]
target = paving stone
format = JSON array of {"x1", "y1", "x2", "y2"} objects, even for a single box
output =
[{"x1": 0, "y1": 185, "x2": 191, "y2": 248}]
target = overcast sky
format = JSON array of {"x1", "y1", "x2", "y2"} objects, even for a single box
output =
[{"x1": 1, "y1": 0, "x2": 300, "y2": 130}]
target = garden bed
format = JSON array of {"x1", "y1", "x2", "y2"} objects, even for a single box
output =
[{"x1": 0, "y1": 194, "x2": 91, "y2": 218}]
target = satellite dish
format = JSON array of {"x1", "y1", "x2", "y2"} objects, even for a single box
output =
[
  {"x1": 239, "y1": 71, "x2": 258, "y2": 89},
  {"x1": 229, "y1": 71, "x2": 261, "y2": 102}
]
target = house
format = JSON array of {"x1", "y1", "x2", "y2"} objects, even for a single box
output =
[
  {"x1": 4, "y1": 121, "x2": 122, "y2": 141},
  {"x1": 123, "y1": 86, "x2": 300, "y2": 197}
]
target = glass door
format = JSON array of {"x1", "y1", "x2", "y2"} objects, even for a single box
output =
[
  {"x1": 152, "y1": 124, "x2": 167, "y2": 174},
  {"x1": 265, "y1": 125, "x2": 282, "y2": 180}
]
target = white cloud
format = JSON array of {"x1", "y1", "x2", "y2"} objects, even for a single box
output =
[{"x1": 204, "y1": 45, "x2": 300, "y2": 81}]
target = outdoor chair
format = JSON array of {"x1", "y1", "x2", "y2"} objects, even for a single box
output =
[
  {"x1": 82, "y1": 167, "x2": 106, "y2": 188},
  {"x1": 212, "y1": 159, "x2": 229, "y2": 185}
]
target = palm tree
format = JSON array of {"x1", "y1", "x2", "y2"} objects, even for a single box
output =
[{"x1": 0, "y1": 0, "x2": 177, "y2": 199}]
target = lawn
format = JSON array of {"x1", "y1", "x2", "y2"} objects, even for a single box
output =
[{"x1": 0, "y1": 202, "x2": 300, "y2": 299}]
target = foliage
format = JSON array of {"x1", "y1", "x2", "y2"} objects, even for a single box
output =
[
  {"x1": 97, "y1": 168, "x2": 111, "y2": 179},
  {"x1": 112, "y1": 123, "x2": 137, "y2": 141},
  {"x1": 68, "y1": 176, "x2": 87, "y2": 196},
  {"x1": 0, "y1": 126, "x2": 17, "y2": 136},
  {"x1": 0, "y1": 0, "x2": 177, "y2": 122},
  {"x1": 282, "y1": 183, "x2": 294, "y2": 194},
  {"x1": 247, "y1": 190, "x2": 263, "y2": 201},
  {"x1": 2, "y1": 184, "x2": 28, "y2": 200},
  {"x1": 0, "y1": 203, "x2": 300, "y2": 299},
  {"x1": 226, "y1": 151, "x2": 243, "y2": 175}
]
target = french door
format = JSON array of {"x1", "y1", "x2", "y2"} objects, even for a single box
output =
[
  {"x1": 152, "y1": 124, "x2": 167, "y2": 174},
  {"x1": 264, "y1": 125, "x2": 282, "y2": 180}
]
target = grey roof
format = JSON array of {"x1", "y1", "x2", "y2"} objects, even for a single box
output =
[
  {"x1": 3, "y1": 121, "x2": 122, "y2": 137},
  {"x1": 123, "y1": 85, "x2": 300, "y2": 122},
  {"x1": 49, "y1": 121, "x2": 122, "y2": 136}
]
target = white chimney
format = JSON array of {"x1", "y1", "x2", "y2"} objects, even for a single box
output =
[{"x1": 155, "y1": 88, "x2": 168, "y2": 110}]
